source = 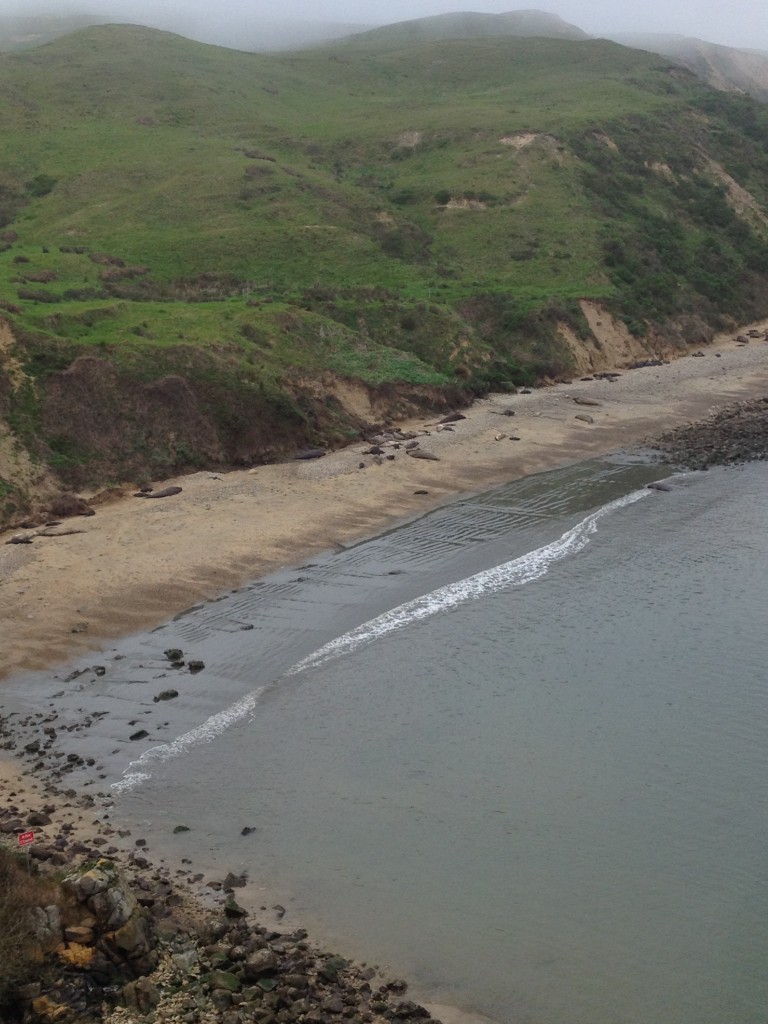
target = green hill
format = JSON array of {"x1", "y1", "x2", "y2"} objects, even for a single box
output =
[
  {"x1": 1, "y1": 24, "x2": 768, "y2": 521},
  {"x1": 338, "y1": 9, "x2": 588, "y2": 47}
]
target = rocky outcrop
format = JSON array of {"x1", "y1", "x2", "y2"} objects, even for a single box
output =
[
  {"x1": 4, "y1": 853, "x2": 439, "y2": 1024},
  {"x1": 6, "y1": 859, "x2": 159, "y2": 1021}
]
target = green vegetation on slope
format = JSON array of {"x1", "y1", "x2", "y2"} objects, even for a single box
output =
[
  {"x1": 1, "y1": 25, "x2": 768, "y2": 501},
  {"x1": 0, "y1": 848, "x2": 60, "y2": 1003}
]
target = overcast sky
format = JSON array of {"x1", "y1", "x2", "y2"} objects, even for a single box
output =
[{"x1": 4, "y1": 0, "x2": 768, "y2": 52}]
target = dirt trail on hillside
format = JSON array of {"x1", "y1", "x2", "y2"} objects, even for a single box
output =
[{"x1": 2, "y1": 323, "x2": 768, "y2": 679}]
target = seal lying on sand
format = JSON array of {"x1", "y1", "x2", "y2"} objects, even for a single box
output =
[
  {"x1": 133, "y1": 486, "x2": 183, "y2": 499},
  {"x1": 647, "y1": 481, "x2": 673, "y2": 492},
  {"x1": 407, "y1": 449, "x2": 440, "y2": 461},
  {"x1": 294, "y1": 449, "x2": 326, "y2": 460}
]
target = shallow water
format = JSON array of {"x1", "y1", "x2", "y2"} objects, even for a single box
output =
[{"x1": 7, "y1": 455, "x2": 768, "y2": 1023}]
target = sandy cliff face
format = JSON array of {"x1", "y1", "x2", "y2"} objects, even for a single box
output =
[
  {"x1": 676, "y1": 42, "x2": 768, "y2": 101},
  {"x1": 0, "y1": 317, "x2": 465, "y2": 529},
  {"x1": 555, "y1": 301, "x2": 710, "y2": 375},
  {"x1": 0, "y1": 304, "x2": 751, "y2": 530}
]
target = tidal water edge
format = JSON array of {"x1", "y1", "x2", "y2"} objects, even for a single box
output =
[{"x1": 5, "y1": 456, "x2": 768, "y2": 1023}]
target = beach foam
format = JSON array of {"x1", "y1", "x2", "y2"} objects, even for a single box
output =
[
  {"x1": 287, "y1": 488, "x2": 649, "y2": 675},
  {"x1": 112, "y1": 488, "x2": 648, "y2": 792}
]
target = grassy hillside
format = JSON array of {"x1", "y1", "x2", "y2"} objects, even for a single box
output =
[{"x1": 1, "y1": 24, "x2": 768, "y2": 516}]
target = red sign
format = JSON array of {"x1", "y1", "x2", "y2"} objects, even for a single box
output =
[{"x1": 17, "y1": 831, "x2": 34, "y2": 847}]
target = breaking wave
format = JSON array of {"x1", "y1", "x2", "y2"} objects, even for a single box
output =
[
  {"x1": 112, "y1": 488, "x2": 648, "y2": 792},
  {"x1": 287, "y1": 488, "x2": 649, "y2": 676}
]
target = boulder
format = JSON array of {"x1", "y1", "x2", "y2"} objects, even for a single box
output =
[
  {"x1": 89, "y1": 883, "x2": 138, "y2": 931},
  {"x1": 206, "y1": 970, "x2": 241, "y2": 993},
  {"x1": 222, "y1": 871, "x2": 247, "y2": 889},
  {"x1": 66, "y1": 860, "x2": 139, "y2": 930},
  {"x1": 69, "y1": 865, "x2": 112, "y2": 900},
  {"x1": 224, "y1": 898, "x2": 247, "y2": 918},
  {"x1": 58, "y1": 943, "x2": 94, "y2": 968},
  {"x1": 31, "y1": 995, "x2": 69, "y2": 1021},
  {"x1": 243, "y1": 948, "x2": 278, "y2": 980},
  {"x1": 122, "y1": 976, "x2": 160, "y2": 1013},
  {"x1": 112, "y1": 914, "x2": 150, "y2": 958},
  {"x1": 64, "y1": 925, "x2": 95, "y2": 945},
  {"x1": 29, "y1": 905, "x2": 63, "y2": 953},
  {"x1": 153, "y1": 689, "x2": 179, "y2": 703}
]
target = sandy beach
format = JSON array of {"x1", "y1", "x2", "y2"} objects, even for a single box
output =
[{"x1": 3, "y1": 322, "x2": 768, "y2": 681}]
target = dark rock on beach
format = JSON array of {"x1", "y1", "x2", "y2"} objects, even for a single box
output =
[{"x1": 153, "y1": 688, "x2": 179, "y2": 703}]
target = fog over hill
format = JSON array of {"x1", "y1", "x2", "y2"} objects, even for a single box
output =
[
  {"x1": 606, "y1": 32, "x2": 768, "y2": 102},
  {"x1": 341, "y1": 9, "x2": 587, "y2": 47},
  {"x1": 3, "y1": 1, "x2": 768, "y2": 54},
  {"x1": 5, "y1": 4, "x2": 768, "y2": 107},
  {"x1": 0, "y1": 11, "x2": 369, "y2": 51}
]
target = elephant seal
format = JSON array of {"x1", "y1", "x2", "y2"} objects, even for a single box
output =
[
  {"x1": 133, "y1": 486, "x2": 183, "y2": 498},
  {"x1": 294, "y1": 449, "x2": 326, "y2": 460},
  {"x1": 647, "y1": 481, "x2": 673, "y2": 492},
  {"x1": 407, "y1": 449, "x2": 440, "y2": 461}
]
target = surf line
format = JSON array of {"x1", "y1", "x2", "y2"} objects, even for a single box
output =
[
  {"x1": 111, "y1": 688, "x2": 265, "y2": 793},
  {"x1": 112, "y1": 488, "x2": 648, "y2": 793},
  {"x1": 287, "y1": 488, "x2": 650, "y2": 676}
]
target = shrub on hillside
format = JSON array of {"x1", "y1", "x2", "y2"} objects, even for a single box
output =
[
  {"x1": 0, "y1": 848, "x2": 57, "y2": 1003},
  {"x1": 24, "y1": 174, "x2": 57, "y2": 198},
  {"x1": 16, "y1": 288, "x2": 60, "y2": 303}
]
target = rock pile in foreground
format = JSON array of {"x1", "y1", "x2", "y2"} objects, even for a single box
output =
[
  {"x1": 654, "y1": 396, "x2": 768, "y2": 469},
  {"x1": 5, "y1": 855, "x2": 437, "y2": 1024}
]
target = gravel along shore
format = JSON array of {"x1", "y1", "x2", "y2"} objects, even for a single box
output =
[
  {"x1": 0, "y1": 755, "x2": 457, "y2": 1024},
  {"x1": 654, "y1": 395, "x2": 768, "y2": 469}
]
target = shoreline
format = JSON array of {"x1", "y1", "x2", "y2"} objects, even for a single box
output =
[
  {"x1": 3, "y1": 457, "x2": 766, "y2": 1023},
  {"x1": 3, "y1": 320, "x2": 768, "y2": 681},
  {"x1": 0, "y1": 696, "x2": 504, "y2": 1024},
  {"x1": 3, "y1": 327, "x2": 768, "y2": 1021}
]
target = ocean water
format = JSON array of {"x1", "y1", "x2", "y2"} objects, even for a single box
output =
[{"x1": 8, "y1": 455, "x2": 768, "y2": 1023}]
